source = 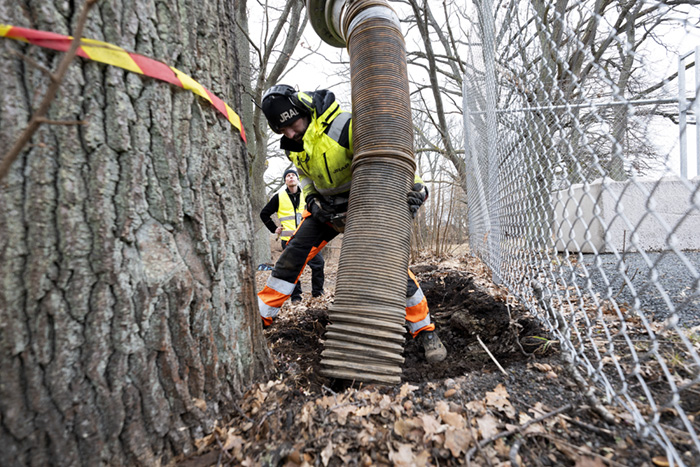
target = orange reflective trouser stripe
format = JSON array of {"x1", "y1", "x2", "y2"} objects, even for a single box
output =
[
  {"x1": 258, "y1": 212, "x2": 433, "y2": 337},
  {"x1": 258, "y1": 213, "x2": 334, "y2": 323},
  {"x1": 258, "y1": 275, "x2": 296, "y2": 324},
  {"x1": 406, "y1": 269, "x2": 434, "y2": 337},
  {"x1": 292, "y1": 242, "x2": 326, "y2": 284},
  {"x1": 257, "y1": 247, "x2": 324, "y2": 321},
  {"x1": 261, "y1": 264, "x2": 433, "y2": 335}
]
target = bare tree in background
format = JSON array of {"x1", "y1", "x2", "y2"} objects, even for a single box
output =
[
  {"x1": 400, "y1": 0, "x2": 469, "y2": 184},
  {"x1": 236, "y1": 0, "x2": 309, "y2": 266},
  {"x1": 404, "y1": 0, "x2": 694, "y2": 183},
  {"x1": 397, "y1": 0, "x2": 471, "y2": 253},
  {"x1": 485, "y1": 0, "x2": 693, "y2": 182},
  {"x1": 0, "y1": 1, "x2": 269, "y2": 464},
  {"x1": 395, "y1": 0, "x2": 696, "y2": 255},
  {"x1": 411, "y1": 101, "x2": 469, "y2": 256}
]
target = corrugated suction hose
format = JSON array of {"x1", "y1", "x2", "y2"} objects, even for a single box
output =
[{"x1": 311, "y1": 0, "x2": 416, "y2": 384}]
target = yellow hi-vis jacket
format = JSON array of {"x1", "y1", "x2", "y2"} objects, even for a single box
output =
[
  {"x1": 280, "y1": 90, "x2": 424, "y2": 204},
  {"x1": 286, "y1": 91, "x2": 354, "y2": 200},
  {"x1": 277, "y1": 189, "x2": 304, "y2": 241}
]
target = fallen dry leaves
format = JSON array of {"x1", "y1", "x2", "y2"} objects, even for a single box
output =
[
  {"x1": 179, "y1": 252, "x2": 696, "y2": 466},
  {"x1": 183, "y1": 373, "x2": 655, "y2": 466}
]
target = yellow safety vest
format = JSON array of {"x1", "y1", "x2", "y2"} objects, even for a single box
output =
[
  {"x1": 285, "y1": 91, "x2": 424, "y2": 202},
  {"x1": 277, "y1": 189, "x2": 304, "y2": 241},
  {"x1": 288, "y1": 92, "x2": 354, "y2": 199}
]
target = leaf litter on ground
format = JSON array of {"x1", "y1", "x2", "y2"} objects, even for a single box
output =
[{"x1": 179, "y1": 252, "x2": 695, "y2": 466}]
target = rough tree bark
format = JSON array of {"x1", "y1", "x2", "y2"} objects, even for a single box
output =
[{"x1": 0, "y1": 1, "x2": 270, "y2": 465}]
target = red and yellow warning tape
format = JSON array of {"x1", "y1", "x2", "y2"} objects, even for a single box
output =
[{"x1": 0, "y1": 24, "x2": 246, "y2": 143}]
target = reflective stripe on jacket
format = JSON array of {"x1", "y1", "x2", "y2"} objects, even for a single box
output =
[
  {"x1": 281, "y1": 90, "x2": 424, "y2": 202},
  {"x1": 288, "y1": 91, "x2": 354, "y2": 199},
  {"x1": 277, "y1": 189, "x2": 304, "y2": 241}
]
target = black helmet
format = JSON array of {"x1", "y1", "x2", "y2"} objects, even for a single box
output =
[{"x1": 261, "y1": 84, "x2": 308, "y2": 133}]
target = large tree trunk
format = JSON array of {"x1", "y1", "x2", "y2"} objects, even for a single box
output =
[
  {"x1": 249, "y1": 139, "x2": 274, "y2": 265},
  {"x1": 0, "y1": 1, "x2": 270, "y2": 465}
]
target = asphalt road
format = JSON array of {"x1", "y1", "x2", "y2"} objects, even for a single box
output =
[{"x1": 573, "y1": 251, "x2": 700, "y2": 327}]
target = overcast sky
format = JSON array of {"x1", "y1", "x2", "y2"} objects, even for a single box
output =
[{"x1": 250, "y1": 1, "x2": 700, "y2": 183}]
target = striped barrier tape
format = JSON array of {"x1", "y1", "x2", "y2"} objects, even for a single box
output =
[{"x1": 0, "y1": 24, "x2": 246, "y2": 143}]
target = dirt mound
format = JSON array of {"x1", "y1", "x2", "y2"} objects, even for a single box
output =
[
  {"x1": 403, "y1": 265, "x2": 548, "y2": 381},
  {"x1": 264, "y1": 260, "x2": 550, "y2": 389},
  {"x1": 181, "y1": 257, "x2": 678, "y2": 466}
]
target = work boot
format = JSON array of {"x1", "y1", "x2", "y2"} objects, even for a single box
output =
[{"x1": 419, "y1": 330, "x2": 447, "y2": 363}]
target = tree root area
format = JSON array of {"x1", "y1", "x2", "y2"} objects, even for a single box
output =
[
  {"x1": 179, "y1": 258, "x2": 690, "y2": 466},
  {"x1": 267, "y1": 263, "x2": 550, "y2": 388}
]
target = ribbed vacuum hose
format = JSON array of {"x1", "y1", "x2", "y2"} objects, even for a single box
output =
[{"x1": 310, "y1": 0, "x2": 415, "y2": 384}]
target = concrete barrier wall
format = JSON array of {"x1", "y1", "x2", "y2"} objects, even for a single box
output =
[{"x1": 553, "y1": 175, "x2": 700, "y2": 253}]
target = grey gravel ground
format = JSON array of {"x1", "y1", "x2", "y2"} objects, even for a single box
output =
[{"x1": 572, "y1": 251, "x2": 700, "y2": 327}]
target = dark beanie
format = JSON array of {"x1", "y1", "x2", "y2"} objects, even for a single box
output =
[
  {"x1": 283, "y1": 168, "x2": 298, "y2": 179},
  {"x1": 262, "y1": 95, "x2": 304, "y2": 132}
]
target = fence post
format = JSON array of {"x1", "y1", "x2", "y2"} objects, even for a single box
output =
[
  {"x1": 478, "y1": 0, "x2": 501, "y2": 282},
  {"x1": 695, "y1": 47, "x2": 699, "y2": 177},
  {"x1": 679, "y1": 52, "x2": 688, "y2": 178}
]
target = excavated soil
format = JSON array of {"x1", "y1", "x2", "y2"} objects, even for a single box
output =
[
  {"x1": 266, "y1": 263, "x2": 549, "y2": 389},
  {"x1": 179, "y1": 252, "x2": 697, "y2": 466}
]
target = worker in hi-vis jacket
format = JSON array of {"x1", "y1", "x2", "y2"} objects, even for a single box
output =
[
  {"x1": 260, "y1": 168, "x2": 324, "y2": 303},
  {"x1": 257, "y1": 84, "x2": 446, "y2": 363}
]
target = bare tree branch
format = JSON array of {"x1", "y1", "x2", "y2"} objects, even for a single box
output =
[{"x1": 0, "y1": 0, "x2": 98, "y2": 182}]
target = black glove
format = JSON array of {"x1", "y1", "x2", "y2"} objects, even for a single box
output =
[
  {"x1": 308, "y1": 197, "x2": 331, "y2": 223},
  {"x1": 407, "y1": 183, "x2": 428, "y2": 219}
]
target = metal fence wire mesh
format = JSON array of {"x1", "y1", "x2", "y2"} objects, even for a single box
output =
[{"x1": 463, "y1": 0, "x2": 700, "y2": 464}]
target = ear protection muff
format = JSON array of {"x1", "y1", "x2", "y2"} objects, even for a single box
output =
[{"x1": 262, "y1": 84, "x2": 296, "y2": 103}]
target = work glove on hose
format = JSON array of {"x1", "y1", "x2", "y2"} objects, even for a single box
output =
[
  {"x1": 407, "y1": 183, "x2": 429, "y2": 219},
  {"x1": 308, "y1": 197, "x2": 332, "y2": 223}
]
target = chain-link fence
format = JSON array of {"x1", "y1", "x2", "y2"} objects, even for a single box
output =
[{"x1": 463, "y1": 0, "x2": 700, "y2": 464}]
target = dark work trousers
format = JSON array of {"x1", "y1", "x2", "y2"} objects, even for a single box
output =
[
  {"x1": 272, "y1": 214, "x2": 338, "y2": 295},
  {"x1": 281, "y1": 237, "x2": 325, "y2": 299},
  {"x1": 258, "y1": 212, "x2": 434, "y2": 336}
]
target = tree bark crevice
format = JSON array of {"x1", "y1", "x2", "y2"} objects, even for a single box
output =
[{"x1": 0, "y1": 2, "x2": 270, "y2": 464}]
